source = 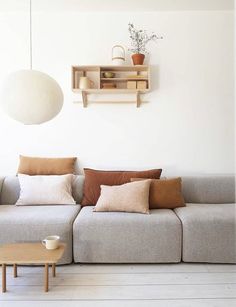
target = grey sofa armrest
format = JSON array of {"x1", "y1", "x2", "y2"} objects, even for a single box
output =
[{"x1": 0, "y1": 177, "x2": 5, "y2": 205}]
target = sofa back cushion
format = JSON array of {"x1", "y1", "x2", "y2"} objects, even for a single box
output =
[
  {"x1": 0, "y1": 175, "x2": 84, "y2": 205},
  {"x1": 182, "y1": 176, "x2": 235, "y2": 204},
  {"x1": 1, "y1": 175, "x2": 235, "y2": 205}
]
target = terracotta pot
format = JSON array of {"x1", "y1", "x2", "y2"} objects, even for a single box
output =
[{"x1": 132, "y1": 53, "x2": 145, "y2": 65}]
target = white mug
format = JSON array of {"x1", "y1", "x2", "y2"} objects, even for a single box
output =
[{"x1": 42, "y1": 235, "x2": 60, "y2": 250}]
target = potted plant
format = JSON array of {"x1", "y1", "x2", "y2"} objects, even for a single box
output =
[{"x1": 128, "y1": 23, "x2": 163, "y2": 65}]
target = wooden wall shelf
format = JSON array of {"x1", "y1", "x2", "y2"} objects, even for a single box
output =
[{"x1": 72, "y1": 65, "x2": 150, "y2": 107}]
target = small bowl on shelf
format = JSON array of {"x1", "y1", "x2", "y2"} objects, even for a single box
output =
[{"x1": 103, "y1": 72, "x2": 115, "y2": 78}]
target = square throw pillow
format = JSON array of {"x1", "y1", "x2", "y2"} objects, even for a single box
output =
[
  {"x1": 131, "y1": 177, "x2": 185, "y2": 209},
  {"x1": 94, "y1": 180, "x2": 151, "y2": 214},
  {"x1": 81, "y1": 168, "x2": 162, "y2": 206},
  {"x1": 16, "y1": 174, "x2": 76, "y2": 206},
  {"x1": 17, "y1": 155, "x2": 77, "y2": 175}
]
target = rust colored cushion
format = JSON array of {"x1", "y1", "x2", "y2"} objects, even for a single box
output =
[
  {"x1": 81, "y1": 168, "x2": 162, "y2": 206},
  {"x1": 18, "y1": 155, "x2": 77, "y2": 175},
  {"x1": 131, "y1": 177, "x2": 185, "y2": 209}
]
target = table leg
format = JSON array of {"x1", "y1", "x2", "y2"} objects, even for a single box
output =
[
  {"x1": 52, "y1": 264, "x2": 56, "y2": 277},
  {"x1": 2, "y1": 264, "x2": 6, "y2": 293},
  {"x1": 44, "y1": 263, "x2": 49, "y2": 292},
  {"x1": 13, "y1": 264, "x2": 17, "y2": 278}
]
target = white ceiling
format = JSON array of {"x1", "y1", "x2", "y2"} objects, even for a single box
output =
[{"x1": 0, "y1": 0, "x2": 233, "y2": 12}]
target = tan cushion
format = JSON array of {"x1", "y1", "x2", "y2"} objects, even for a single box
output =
[
  {"x1": 131, "y1": 177, "x2": 185, "y2": 209},
  {"x1": 81, "y1": 168, "x2": 162, "y2": 206},
  {"x1": 18, "y1": 155, "x2": 77, "y2": 175},
  {"x1": 94, "y1": 180, "x2": 151, "y2": 214},
  {"x1": 16, "y1": 174, "x2": 76, "y2": 206}
]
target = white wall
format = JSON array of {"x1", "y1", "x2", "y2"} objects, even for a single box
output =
[{"x1": 0, "y1": 9, "x2": 234, "y2": 175}]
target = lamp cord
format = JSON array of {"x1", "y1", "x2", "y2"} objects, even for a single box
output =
[{"x1": 29, "y1": 0, "x2": 32, "y2": 69}]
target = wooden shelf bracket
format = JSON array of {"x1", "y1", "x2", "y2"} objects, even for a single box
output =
[
  {"x1": 136, "y1": 92, "x2": 141, "y2": 108},
  {"x1": 81, "y1": 91, "x2": 87, "y2": 108},
  {"x1": 76, "y1": 91, "x2": 143, "y2": 108}
]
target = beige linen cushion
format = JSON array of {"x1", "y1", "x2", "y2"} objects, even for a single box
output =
[
  {"x1": 16, "y1": 174, "x2": 76, "y2": 206},
  {"x1": 94, "y1": 180, "x2": 151, "y2": 214}
]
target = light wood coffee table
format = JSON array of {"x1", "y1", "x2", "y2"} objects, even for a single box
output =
[{"x1": 0, "y1": 243, "x2": 65, "y2": 293}]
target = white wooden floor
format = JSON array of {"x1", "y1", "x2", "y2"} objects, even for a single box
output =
[{"x1": 0, "y1": 263, "x2": 236, "y2": 307}]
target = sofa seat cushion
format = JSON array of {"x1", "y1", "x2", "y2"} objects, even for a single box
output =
[
  {"x1": 73, "y1": 206, "x2": 182, "y2": 263},
  {"x1": 0, "y1": 205, "x2": 81, "y2": 264},
  {"x1": 174, "y1": 203, "x2": 236, "y2": 263}
]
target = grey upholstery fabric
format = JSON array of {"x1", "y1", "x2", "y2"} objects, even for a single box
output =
[
  {"x1": 0, "y1": 205, "x2": 81, "y2": 264},
  {"x1": 181, "y1": 176, "x2": 235, "y2": 204},
  {"x1": 175, "y1": 203, "x2": 236, "y2": 263},
  {"x1": 0, "y1": 176, "x2": 20, "y2": 205},
  {"x1": 72, "y1": 175, "x2": 84, "y2": 204},
  {"x1": 0, "y1": 177, "x2": 5, "y2": 202},
  {"x1": 73, "y1": 206, "x2": 182, "y2": 263},
  {"x1": 1, "y1": 174, "x2": 235, "y2": 264},
  {"x1": 0, "y1": 175, "x2": 84, "y2": 205}
]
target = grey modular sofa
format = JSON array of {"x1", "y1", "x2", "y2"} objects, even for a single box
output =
[{"x1": 0, "y1": 175, "x2": 235, "y2": 264}]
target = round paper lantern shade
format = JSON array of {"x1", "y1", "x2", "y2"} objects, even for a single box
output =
[{"x1": 0, "y1": 70, "x2": 63, "y2": 124}]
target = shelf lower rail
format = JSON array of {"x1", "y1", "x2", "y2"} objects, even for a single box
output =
[{"x1": 73, "y1": 90, "x2": 144, "y2": 108}]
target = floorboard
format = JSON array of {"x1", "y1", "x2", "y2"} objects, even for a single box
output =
[
  {"x1": 1, "y1": 272, "x2": 236, "y2": 286},
  {"x1": 0, "y1": 263, "x2": 235, "y2": 306},
  {"x1": 1, "y1": 299, "x2": 236, "y2": 307}
]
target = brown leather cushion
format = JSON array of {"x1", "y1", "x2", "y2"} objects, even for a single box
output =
[
  {"x1": 131, "y1": 177, "x2": 185, "y2": 209},
  {"x1": 81, "y1": 168, "x2": 162, "y2": 206},
  {"x1": 18, "y1": 155, "x2": 77, "y2": 175}
]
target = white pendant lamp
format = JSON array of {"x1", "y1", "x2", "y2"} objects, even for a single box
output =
[{"x1": 0, "y1": 0, "x2": 63, "y2": 125}]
